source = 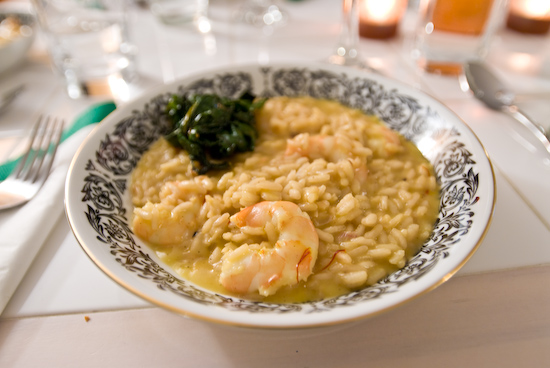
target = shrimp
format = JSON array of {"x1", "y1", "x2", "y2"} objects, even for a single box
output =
[
  {"x1": 219, "y1": 201, "x2": 319, "y2": 296},
  {"x1": 132, "y1": 177, "x2": 210, "y2": 245},
  {"x1": 285, "y1": 133, "x2": 354, "y2": 162},
  {"x1": 132, "y1": 198, "x2": 202, "y2": 245},
  {"x1": 369, "y1": 124, "x2": 403, "y2": 156},
  {"x1": 286, "y1": 133, "x2": 369, "y2": 185}
]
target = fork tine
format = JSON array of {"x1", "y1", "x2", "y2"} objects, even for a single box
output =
[
  {"x1": 11, "y1": 115, "x2": 43, "y2": 180},
  {"x1": 0, "y1": 115, "x2": 64, "y2": 210},
  {"x1": 33, "y1": 118, "x2": 64, "y2": 183},
  {"x1": 11, "y1": 116, "x2": 65, "y2": 184},
  {"x1": 24, "y1": 116, "x2": 52, "y2": 182}
]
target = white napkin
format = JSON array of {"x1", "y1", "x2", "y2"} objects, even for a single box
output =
[{"x1": 0, "y1": 124, "x2": 96, "y2": 314}]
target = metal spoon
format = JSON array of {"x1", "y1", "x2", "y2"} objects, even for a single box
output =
[{"x1": 463, "y1": 60, "x2": 550, "y2": 154}]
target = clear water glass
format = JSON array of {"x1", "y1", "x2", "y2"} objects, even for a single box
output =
[
  {"x1": 328, "y1": 0, "x2": 373, "y2": 70},
  {"x1": 31, "y1": 0, "x2": 138, "y2": 99}
]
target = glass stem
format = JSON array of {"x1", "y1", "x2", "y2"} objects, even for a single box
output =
[{"x1": 339, "y1": 0, "x2": 360, "y2": 62}]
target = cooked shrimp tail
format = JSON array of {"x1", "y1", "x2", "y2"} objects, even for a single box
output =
[{"x1": 220, "y1": 201, "x2": 319, "y2": 296}]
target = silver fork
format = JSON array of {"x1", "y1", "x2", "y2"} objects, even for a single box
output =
[{"x1": 0, "y1": 116, "x2": 64, "y2": 210}]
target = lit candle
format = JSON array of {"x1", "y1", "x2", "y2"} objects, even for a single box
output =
[
  {"x1": 507, "y1": 0, "x2": 550, "y2": 34},
  {"x1": 359, "y1": 0, "x2": 407, "y2": 39}
]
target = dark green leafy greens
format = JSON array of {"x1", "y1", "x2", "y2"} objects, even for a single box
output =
[{"x1": 165, "y1": 92, "x2": 266, "y2": 174}]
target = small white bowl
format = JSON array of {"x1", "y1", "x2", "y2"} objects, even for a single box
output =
[
  {"x1": 65, "y1": 62, "x2": 496, "y2": 329},
  {"x1": 0, "y1": 2, "x2": 35, "y2": 75}
]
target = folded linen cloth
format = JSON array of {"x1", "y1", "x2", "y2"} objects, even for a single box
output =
[{"x1": 0, "y1": 102, "x2": 116, "y2": 314}]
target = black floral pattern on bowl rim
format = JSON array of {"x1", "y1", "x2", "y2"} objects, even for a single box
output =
[{"x1": 80, "y1": 67, "x2": 481, "y2": 314}]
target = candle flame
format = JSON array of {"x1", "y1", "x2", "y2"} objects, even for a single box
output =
[
  {"x1": 359, "y1": 0, "x2": 407, "y2": 31},
  {"x1": 362, "y1": 0, "x2": 399, "y2": 21},
  {"x1": 512, "y1": 0, "x2": 550, "y2": 19}
]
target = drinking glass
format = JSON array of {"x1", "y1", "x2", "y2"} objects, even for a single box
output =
[
  {"x1": 148, "y1": 0, "x2": 209, "y2": 25},
  {"x1": 412, "y1": 0, "x2": 505, "y2": 75},
  {"x1": 328, "y1": 0, "x2": 370, "y2": 69},
  {"x1": 31, "y1": 0, "x2": 137, "y2": 99},
  {"x1": 237, "y1": 0, "x2": 288, "y2": 28}
]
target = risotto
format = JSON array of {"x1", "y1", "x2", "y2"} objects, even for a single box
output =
[{"x1": 130, "y1": 96, "x2": 439, "y2": 303}]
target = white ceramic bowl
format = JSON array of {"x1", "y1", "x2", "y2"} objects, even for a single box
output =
[
  {"x1": 0, "y1": 2, "x2": 35, "y2": 75},
  {"x1": 65, "y1": 63, "x2": 496, "y2": 329}
]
